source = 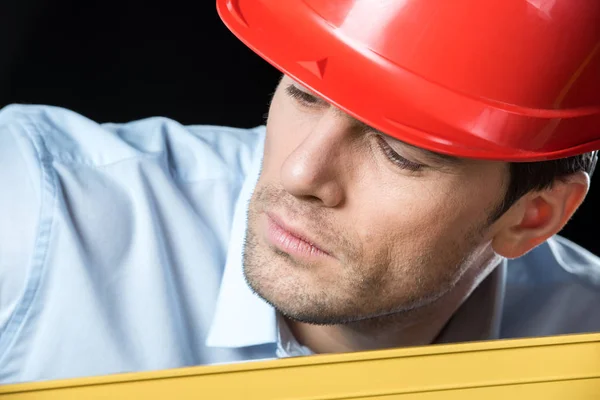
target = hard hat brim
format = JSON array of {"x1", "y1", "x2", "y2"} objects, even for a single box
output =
[{"x1": 217, "y1": 0, "x2": 600, "y2": 162}]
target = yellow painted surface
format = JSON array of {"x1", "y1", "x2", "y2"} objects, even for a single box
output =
[{"x1": 1, "y1": 332, "x2": 599, "y2": 399}]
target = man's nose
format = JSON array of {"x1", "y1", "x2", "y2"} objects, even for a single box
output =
[{"x1": 280, "y1": 114, "x2": 350, "y2": 208}]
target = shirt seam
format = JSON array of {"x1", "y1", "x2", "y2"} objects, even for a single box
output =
[
  {"x1": 41, "y1": 142, "x2": 249, "y2": 185},
  {"x1": 50, "y1": 153, "x2": 246, "y2": 184},
  {"x1": 46, "y1": 123, "x2": 265, "y2": 173},
  {"x1": 0, "y1": 115, "x2": 58, "y2": 367}
]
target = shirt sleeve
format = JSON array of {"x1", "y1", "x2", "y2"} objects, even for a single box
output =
[{"x1": 0, "y1": 105, "x2": 42, "y2": 331}]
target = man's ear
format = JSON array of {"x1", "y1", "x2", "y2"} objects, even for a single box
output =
[{"x1": 492, "y1": 171, "x2": 590, "y2": 259}]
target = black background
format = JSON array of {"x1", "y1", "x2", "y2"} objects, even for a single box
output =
[{"x1": 1, "y1": 0, "x2": 597, "y2": 254}]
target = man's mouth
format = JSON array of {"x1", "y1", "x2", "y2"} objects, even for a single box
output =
[{"x1": 264, "y1": 212, "x2": 332, "y2": 260}]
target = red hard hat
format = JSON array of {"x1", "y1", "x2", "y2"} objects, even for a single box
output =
[{"x1": 217, "y1": 0, "x2": 600, "y2": 161}]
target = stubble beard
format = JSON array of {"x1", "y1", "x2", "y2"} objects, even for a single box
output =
[{"x1": 242, "y1": 184, "x2": 487, "y2": 328}]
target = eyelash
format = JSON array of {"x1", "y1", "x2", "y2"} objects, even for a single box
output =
[
  {"x1": 376, "y1": 136, "x2": 424, "y2": 172},
  {"x1": 285, "y1": 85, "x2": 424, "y2": 172},
  {"x1": 285, "y1": 85, "x2": 325, "y2": 107}
]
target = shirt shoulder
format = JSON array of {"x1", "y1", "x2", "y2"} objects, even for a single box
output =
[
  {"x1": 0, "y1": 104, "x2": 265, "y2": 181},
  {"x1": 0, "y1": 104, "x2": 266, "y2": 358},
  {"x1": 502, "y1": 236, "x2": 600, "y2": 338},
  {"x1": 506, "y1": 235, "x2": 600, "y2": 288}
]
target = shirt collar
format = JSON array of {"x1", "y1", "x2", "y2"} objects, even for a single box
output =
[
  {"x1": 434, "y1": 260, "x2": 507, "y2": 344},
  {"x1": 206, "y1": 133, "x2": 507, "y2": 349},
  {"x1": 205, "y1": 130, "x2": 277, "y2": 348}
]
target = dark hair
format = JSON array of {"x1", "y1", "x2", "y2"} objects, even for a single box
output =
[{"x1": 489, "y1": 151, "x2": 598, "y2": 222}]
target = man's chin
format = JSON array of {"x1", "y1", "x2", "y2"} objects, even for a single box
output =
[
  {"x1": 244, "y1": 270, "x2": 337, "y2": 325},
  {"x1": 277, "y1": 309, "x2": 370, "y2": 326},
  {"x1": 243, "y1": 271, "x2": 375, "y2": 326}
]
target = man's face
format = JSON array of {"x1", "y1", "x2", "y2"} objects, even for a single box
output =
[{"x1": 244, "y1": 76, "x2": 508, "y2": 325}]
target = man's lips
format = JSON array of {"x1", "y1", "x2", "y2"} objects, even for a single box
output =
[{"x1": 265, "y1": 212, "x2": 332, "y2": 259}]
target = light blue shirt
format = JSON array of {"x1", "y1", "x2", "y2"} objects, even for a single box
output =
[{"x1": 1, "y1": 104, "x2": 600, "y2": 384}]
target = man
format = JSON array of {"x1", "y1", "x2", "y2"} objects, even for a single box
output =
[{"x1": 0, "y1": 0, "x2": 599, "y2": 384}]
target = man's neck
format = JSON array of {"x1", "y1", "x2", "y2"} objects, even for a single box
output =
[
  {"x1": 283, "y1": 257, "x2": 503, "y2": 354},
  {"x1": 284, "y1": 310, "x2": 448, "y2": 354}
]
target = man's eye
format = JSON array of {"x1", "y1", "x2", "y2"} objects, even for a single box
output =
[
  {"x1": 376, "y1": 136, "x2": 424, "y2": 172},
  {"x1": 285, "y1": 85, "x2": 324, "y2": 107}
]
